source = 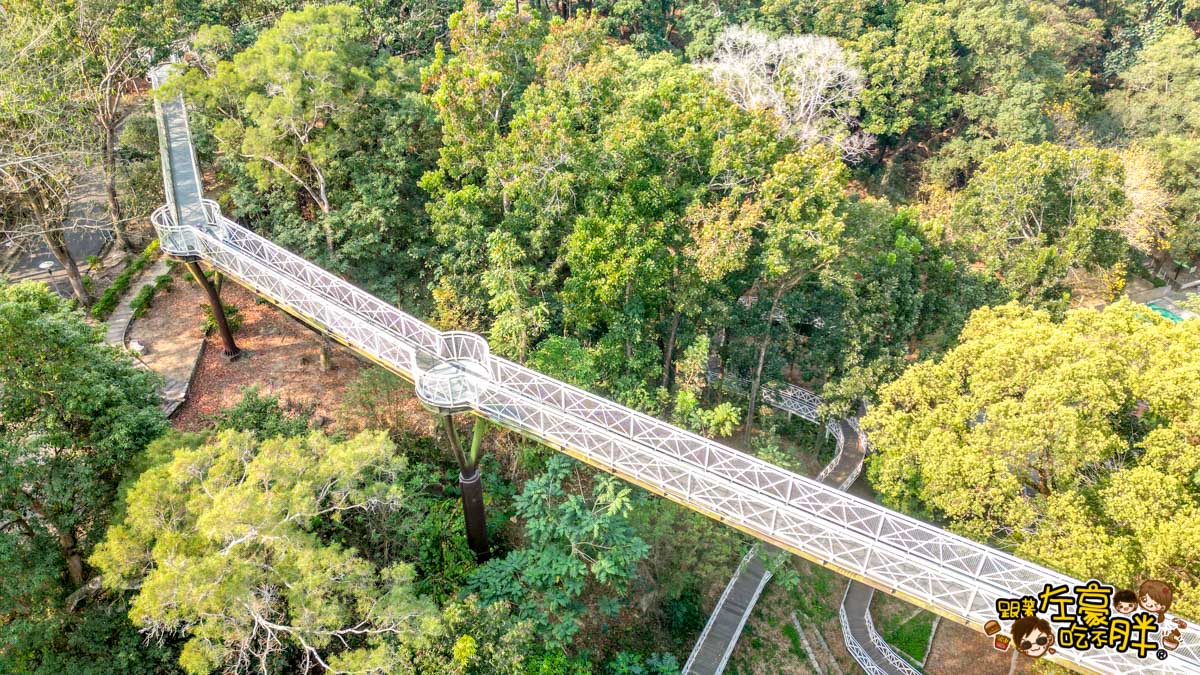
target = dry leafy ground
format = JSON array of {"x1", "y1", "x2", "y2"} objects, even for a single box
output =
[{"x1": 170, "y1": 280, "x2": 429, "y2": 433}]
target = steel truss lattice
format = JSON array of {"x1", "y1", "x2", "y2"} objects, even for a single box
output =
[{"x1": 148, "y1": 66, "x2": 1198, "y2": 675}]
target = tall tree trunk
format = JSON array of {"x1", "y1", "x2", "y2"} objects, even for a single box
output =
[
  {"x1": 44, "y1": 229, "x2": 91, "y2": 307},
  {"x1": 743, "y1": 284, "x2": 784, "y2": 438},
  {"x1": 319, "y1": 337, "x2": 334, "y2": 371},
  {"x1": 25, "y1": 497, "x2": 84, "y2": 587},
  {"x1": 661, "y1": 310, "x2": 682, "y2": 389},
  {"x1": 59, "y1": 529, "x2": 85, "y2": 588},
  {"x1": 102, "y1": 123, "x2": 134, "y2": 250},
  {"x1": 442, "y1": 416, "x2": 489, "y2": 561},
  {"x1": 187, "y1": 261, "x2": 241, "y2": 358}
]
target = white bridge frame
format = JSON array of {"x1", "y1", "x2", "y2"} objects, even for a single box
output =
[{"x1": 148, "y1": 65, "x2": 1197, "y2": 675}]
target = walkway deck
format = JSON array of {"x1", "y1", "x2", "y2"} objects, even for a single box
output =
[
  {"x1": 148, "y1": 65, "x2": 1199, "y2": 675},
  {"x1": 683, "y1": 549, "x2": 775, "y2": 675},
  {"x1": 684, "y1": 395, "x2": 878, "y2": 675},
  {"x1": 842, "y1": 583, "x2": 921, "y2": 675}
]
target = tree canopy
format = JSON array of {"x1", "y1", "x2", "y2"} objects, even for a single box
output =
[
  {"x1": 0, "y1": 282, "x2": 168, "y2": 672},
  {"x1": 864, "y1": 301, "x2": 1200, "y2": 615},
  {"x1": 94, "y1": 430, "x2": 438, "y2": 674}
]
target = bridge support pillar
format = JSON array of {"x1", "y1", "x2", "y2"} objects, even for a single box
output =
[
  {"x1": 186, "y1": 261, "x2": 241, "y2": 359},
  {"x1": 441, "y1": 415, "x2": 490, "y2": 561}
]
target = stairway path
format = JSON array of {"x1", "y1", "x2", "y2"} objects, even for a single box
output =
[{"x1": 103, "y1": 258, "x2": 203, "y2": 416}]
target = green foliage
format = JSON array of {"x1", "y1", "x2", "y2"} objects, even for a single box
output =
[
  {"x1": 0, "y1": 282, "x2": 167, "y2": 673},
  {"x1": 782, "y1": 622, "x2": 807, "y2": 660},
  {"x1": 1108, "y1": 26, "x2": 1200, "y2": 139},
  {"x1": 93, "y1": 430, "x2": 437, "y2": 674},
  {"x1": 177, "y1": 3, "x2": 439, "y2": 302},
  {"x1": 468, "y1": 456, "x2": 650, "y2": 648},
  {"x1": 943, "y1": 142, "x2": 1128, "y2": 307},
  {"x1": 129, "y1": 283, "x2": 154, "y2": 318},
  {"x1": 338, "y1": 366, "x2": 412, "y2": 436},
  {"x1": 200, "y1": 301, "x2": 243, "y2": 334},
  {"x1": 207, "y1": 386, "x2": 312, "y2": 439},
  {"x1": 674, "y1": 390, "x2": 742, "y2": 438},
  {"x1": 855, "y1": 3, "x2": 959, "y2": 141},
  {"x1": 605, "y1": 651, "x2": 681, "y2": 675},
  {"x1": 483, "y1": 230, "x2": 548, "y2": 361},
  {"x1": 864, "y1": 301, "x2": 1200, "y2": 615},
  {"x1": 390, "y1": 595, "x2": 537, "y2": 674},
  {"x1": 880, "y1": 610, "x2": 935, "y2": 663},
  {"x1": 129, "y1": 273, "x2": 171, "y2": 319},
  {"x1": 115, "y1": 112, "x2": 165, "y2": 221},
  {"x1": 90, "y1": 239, "x2": 160, "y2": 320},
  {"x1": 527, "y1": 337, "x2": 600, "y2": 389}
]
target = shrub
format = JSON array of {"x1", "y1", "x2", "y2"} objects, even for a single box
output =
[
  {"x1": 201, "y1": 302, "x2": 243, "y2": 333},
  {"x1": 129, "y1": 272, "x2": 175, "y2": 320},
  {"x1": 130, "y1": 284, "x2": 155, "y2": 318},
  {"x1": 338, "y1": 367, "x2": 410, "y2": 435},
  {"x1": 207, "y1": 387, "x2": 312, "y2": 439},
  {"x1": 90, "y1": 239, "x2": 160, "y2": 320}
]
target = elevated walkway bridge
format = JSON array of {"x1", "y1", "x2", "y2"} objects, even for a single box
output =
[{"x1": 149, "y1": 65, "x2": 1196, "y2": 675}]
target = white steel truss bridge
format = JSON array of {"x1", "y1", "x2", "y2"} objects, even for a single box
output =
[{"x1": 148, "y1": 66, "x2": 1197, "y2": 675}]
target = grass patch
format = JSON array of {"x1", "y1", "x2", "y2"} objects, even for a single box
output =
[
  {"x1": 882, "y1": 611, "x2": 935, "y2": 664},
  {"x1": 782, "y1": 621, "x2": 808, "y2": 661}
]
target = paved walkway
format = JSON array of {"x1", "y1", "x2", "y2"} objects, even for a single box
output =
[
  {"x1": 842, "y1": 584, "x2": 921, "y2": 675},
  {"x1": 683, "y1": 549, "x2": 775, "y2": 675},
  {"x1": 686, "y1": 408, "x2": 869, "y2": 674},
  {"x1": 837, "y1": 420, "x2": 919, "y2": 675},
  {"x1": 103, "y1": 259, "x2": 204, "y2": 416},
  {"x1": 3, "y1": 169, "x2": 114, "y2": 294}
]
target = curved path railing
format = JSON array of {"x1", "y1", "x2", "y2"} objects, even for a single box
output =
[
  {"x1": 149, "y1": 65, "x2": 1197, "y2": 675},
  {"x1": 706, "y1": 371, "x2": 911, "y2": 675}
]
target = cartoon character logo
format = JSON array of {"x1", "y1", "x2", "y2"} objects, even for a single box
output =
[
  {"x1": 1139, "y1": 580, "x2": 1173, "y2": 624},
  {"x1": 1140, "y1": 579, "x2": 1189, "y2": 631},
  {"x1": 1114, "y1": 588, "x2": 1139, "y2": 615},
  {"x1": 1012, "y1": 615, "x2": 1055, "y2": 659}
]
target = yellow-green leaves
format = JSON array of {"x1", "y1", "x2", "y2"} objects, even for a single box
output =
[
  {"x1": 93, "y1": 430, "x2": 433, "y2": 674},
  {"x1": 866, "y1": 301, "x2": 1200, "y2": 613}
]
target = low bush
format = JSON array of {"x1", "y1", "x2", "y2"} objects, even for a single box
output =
[
  {"x1": 130, "y1": 284, "x2": 155, "y2": 318},
  {"x1": 90, "y1": 239, "x2": 160, "y2": 320},
  {"x1": 201, "y1": 302, "x2": 243, "y2": 334},
  {"x1": 130, "y1": 272, "x2": 175, "y2": 319}
]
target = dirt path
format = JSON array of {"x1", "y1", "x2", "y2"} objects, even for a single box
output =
[{"x1": 924, "y1": 620, "x2": 1033, "y2": 674}]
